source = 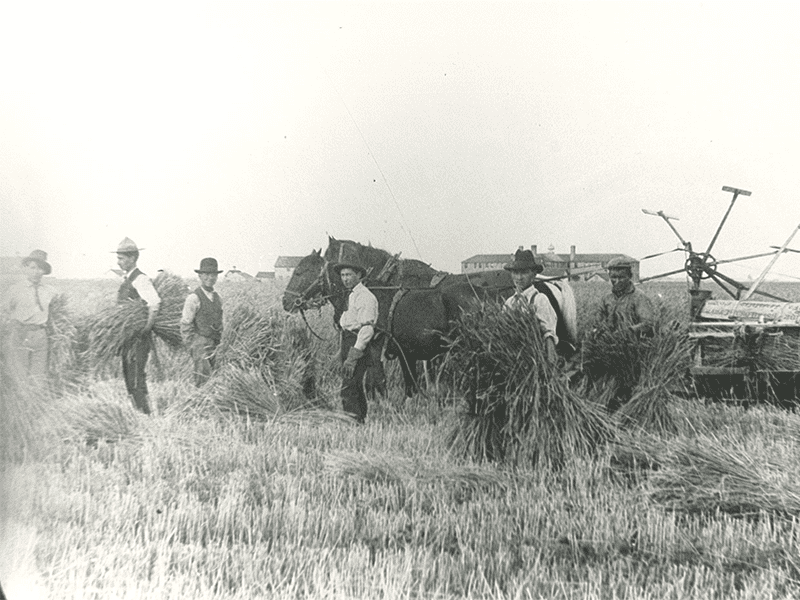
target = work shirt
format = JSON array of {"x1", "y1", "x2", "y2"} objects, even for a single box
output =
[
  {"x1": 339, "y1": 282, "x2": 378, "y2": 351},
  {"x1": 597, "y1": 281, "x2": 655, "y2": 329},
  {"x1": 120, "y1": 268, "x2": 161, "y2": 309},
  {"x1": 181, "y1": 287, "x2": 223, "y2": 344},
  {"x1": 3, "y1": 279, "x2": 56, "y2": 326},
  {"x1": 504, "y1": 284, "x2": 559, "y2": 345}
]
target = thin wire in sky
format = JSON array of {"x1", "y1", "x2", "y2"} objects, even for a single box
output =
[{"x1": 324, "y1": 69, "x2": 423, "y2": 259}]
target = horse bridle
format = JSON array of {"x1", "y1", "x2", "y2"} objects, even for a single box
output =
[{"x1": 285, "y1": 258, "x2": 342, "y2": 341}]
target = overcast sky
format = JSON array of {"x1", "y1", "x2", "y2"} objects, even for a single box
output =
[{"x1": 2, "y1": 2, "x2": 800, "y2": 282}]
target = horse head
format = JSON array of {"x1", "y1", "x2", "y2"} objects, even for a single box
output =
[{"x1": 282, "y1": 249, "x2": 328, "y2": 312}]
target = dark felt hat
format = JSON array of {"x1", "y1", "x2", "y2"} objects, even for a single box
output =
[
  {"x1": 504, "y1": 249, "x2": 543, "y2": 274},
  {"x1": 195, "y1": 257, "x2": 223, "y2": 274},
  {"x1": 22, "y1": 249, "x2": 52, "y2": 275},
  {"x1": 332, "y1": 244, "x2": 368, "y2": 278}
]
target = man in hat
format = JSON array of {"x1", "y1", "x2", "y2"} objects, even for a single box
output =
[
  {"x1": 593, "y1": 256, "x2": 655, "y2": 411},
  {"x1": 3, "y1": 249, "x2": 56, "y2": 387},
  {"x1": 114, "y1": 238, "x2": 160, "y2": 414},
  {"x1": 596, "y1": 256, "x2": 654, "y2": 334},
  {"x1": 181, "y1": 257, "x2": 224, "y2": 386},
  {"x1": 335, "y1": 255, "x2": 379, "y2": 423},
  {"x1": 503, "y1": 248, "x2": 560, "y2": 364}
]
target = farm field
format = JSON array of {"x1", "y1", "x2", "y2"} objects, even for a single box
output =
[{"x1": 2, "y1": 276, "x2": 800, "y2": 599}]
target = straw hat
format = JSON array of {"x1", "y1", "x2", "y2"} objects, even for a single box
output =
[
  {"x1": 195, "y1": 257, "x2": 223, "y2": 274},
  {"x1": 504, "y1": 249, "x2": 544, "y2": 274},
  {"x1": 22, "y1": 249, "x2": 52, "y2": 275}
]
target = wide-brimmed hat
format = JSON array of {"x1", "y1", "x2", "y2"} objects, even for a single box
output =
[
  {"x1": 22, "y1": 249, "x2": 52, "y2": 275},
  {"x1": 504, "y1": 249, "x2": 543, "y2": 274},
  {"x1": 332, "y1": 244, "x2": 368, "y2": 278},
  {"x1": 606, "y1": 256, "x2": 635, "y2": 272},
  {"x1": 113, "y1": 237, "x2": 144, "y2": 254},
  {"x1": 195, "y1": 257, "x2": 223, "y2": 274}
]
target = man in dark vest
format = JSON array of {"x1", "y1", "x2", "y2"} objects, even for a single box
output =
[
  {"x1": 115, "y1": 238, "x2": 160, "y2": 414},
  {"x1": 180, "y1": 257, "x2": 224, "y2": 386}
]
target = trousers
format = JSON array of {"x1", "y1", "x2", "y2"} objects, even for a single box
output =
[
  {"x1": 6, "y1": 323, "x2": 48, "y2": 388},
  {"x1": 190, "y1": 335, "x2": 218, "y2": 387},
  {"x1": 340, "y1": 330, "x2": 371, "y2": 423},
  {"x1": 121, "y1": 334, "x2": 151, "y2": 414}
]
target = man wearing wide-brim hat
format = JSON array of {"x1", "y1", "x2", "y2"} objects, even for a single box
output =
[
  {"x1": 181, "y1": 257, "x2": 224, "y2": 386},
  {"x1": 333, "y1": 253, "x2": 379, "y2": 423},
  {"x1": 114, "y1": 237, "x2": 160, "y2": 414},
  {"x1": 502, "y1": 248, "x2": 563, "y2": 364},
  {"x1": 3, "y1": 249, "x2": 56, "y2": 388}
]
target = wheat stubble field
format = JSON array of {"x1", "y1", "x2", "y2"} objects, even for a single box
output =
[{"x1": 2, "y1": 277, "x2": 800, "y2": 600}]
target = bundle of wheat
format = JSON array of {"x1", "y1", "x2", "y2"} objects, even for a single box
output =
[
  {"x1": 47, "y1": 293, "x2": 80, "y2": 390},
  {"x1": 581, "y1": 304, "x2": 691, "y2": 433},
  {"x1": 324, "y1": 450, "x2": 508, "y2": 492},
  {"x1": 217, "y1": 302, "x2": 284, "y2": 369},
  {"x1": 55, "y1": 393, "x2": 145, "y2": 443},
  {"x1": 215, "y1": 301, "x2": 318, "y2": 404},
  {"x1": 445, "y1": 304, "x2": 612, "y2": 469},
  {"x1": 615, "y1": 320, "x2": 692, "y2": 433},
  {"x1": 81, "y1": 271, "x2": 187, "y2": 371},
  {"x1": 643, "y1": 435, "x2": 800, "y2": 518}
]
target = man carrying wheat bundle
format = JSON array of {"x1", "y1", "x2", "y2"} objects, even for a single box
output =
[
  {"x1": 114, "y1": 238, "x2": 160, "y2": 414},
  {"x1": 502, "y1": 249, "x2": 566, "y2": 364},
  {"x1": 590, "y1": 256, "x2": 656, "y2": 412}
]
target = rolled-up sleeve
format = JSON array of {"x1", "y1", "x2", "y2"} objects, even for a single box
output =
[
  {"x1": 133, "y1": 275, "x2": 161, "y2": 310},
  {"x1": 353, "y1": 290, "x2": 378, "y2": 350},
  {"x1": 180, "y1": 294, "x2": 200, "y2": 343}
]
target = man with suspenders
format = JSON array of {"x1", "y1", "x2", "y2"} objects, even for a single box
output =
[
  {"x1": 503, "y1": 248, "x2": 578, "y2": 363},
  {"x1": 114, "y1": 238, "x2": 160, "y2": 414}
]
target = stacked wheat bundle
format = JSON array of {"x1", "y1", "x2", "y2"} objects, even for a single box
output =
[
  {"x1": 445, "y1": 304, "x2": 612, "y2": 469},
  {"x1": 46, "y1": 293, "x2": 82, "y2": 390},
  {"x1": 81, "y1": 271, "x2": 187, "y2": 372},
  {"x1": 188, "y1": 300, "x2": 321, "y2": 419},
  {"x1": 614, "y1": 433, "x2": 800, "y2": 518},
  {"x1": 582, "y1": 307, "x2": 691, "y2": 434}
]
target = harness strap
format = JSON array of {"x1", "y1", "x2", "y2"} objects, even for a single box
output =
[{"x1": 381, "y1": 288, "x2": 408, "y2": 360}]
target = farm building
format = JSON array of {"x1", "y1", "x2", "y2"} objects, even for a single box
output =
[
  {"x1": 462, "y1": 245, "x2": 640, "y2": 282},
  {"x1": 224, "y1": 267, "x2": 254, "y2": 282},
  {"x1": 255, "y1": 271, "x2": 275, "y2": 281},
  {"x1": 274, "y1": 256, "x2": 305, "y2": 279}
]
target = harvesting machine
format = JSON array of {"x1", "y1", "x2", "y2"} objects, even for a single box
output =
[{"x1": 642, "y1": 186, "x2": 800, "y2": 402}]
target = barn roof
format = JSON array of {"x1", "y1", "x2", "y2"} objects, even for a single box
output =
[
  {"x1": 463, "y1": 252, "x2": 638, "y2": 265},
  {"x1": 274, "y1": 256, "x2": 305, "y2": 268},
  {"x1": 461, "y1": 254, "x2": 513, "y2": 264}
]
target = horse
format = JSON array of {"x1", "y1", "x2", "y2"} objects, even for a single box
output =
[{"x1": 282, "y1": 238, "x2": 577, "y2": 398}]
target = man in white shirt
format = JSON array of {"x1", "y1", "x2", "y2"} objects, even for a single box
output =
[
  {"x1": 503, "y1": 249, "x2": 559, "y2": 364},
  {"x1": 114, "y1": 238, "x2": 160, "y2": 414},
  {"x1": 181, "y1": 257, "x2": 224, "y2": 386},
  {"x1": 3, "y1": 249, "x2": 56, "y2": 388},
  {"x1": 335, "y1": 256, "x2": 379, "y2": 423}
]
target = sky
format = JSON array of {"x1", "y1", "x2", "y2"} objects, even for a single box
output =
[{"x1": 2, "y1": 2, "x2": 800, "y2": 283}]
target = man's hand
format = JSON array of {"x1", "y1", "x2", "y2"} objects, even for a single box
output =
[{"x1": 343, "y1": 347, "x2": 364, "y2": 378}]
